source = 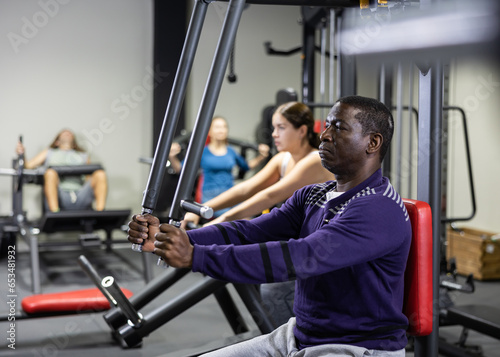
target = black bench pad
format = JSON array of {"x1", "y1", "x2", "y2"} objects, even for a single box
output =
[{"x1": 39, "y1": 209, "x2": 131, "y2": 233}]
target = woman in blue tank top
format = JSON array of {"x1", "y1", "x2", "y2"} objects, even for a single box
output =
[{"x1": 169, "y1": 117, "x2": 270, "y2": 217}]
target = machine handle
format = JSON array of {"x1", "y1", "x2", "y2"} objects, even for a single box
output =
[
  {"x1": 131, "y1": 207, "x2": 153, "y2": 252},
  {"x1": 180, "y1": 200, "x2": 213, "y2": 220},
  {"x1": 15, "y1": 135, "x2": 24, "y2": 193}
]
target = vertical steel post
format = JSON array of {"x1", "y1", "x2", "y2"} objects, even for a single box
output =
[
  {"x1": 169, "y1": 0, "x2": 247, "y2": 222},
  {"x1": 415, "y1": 61, "x2": 443, "y2": 357},
  {"x1": 329, "y1": 9, "x2": 336, "y2": 103},
  {"x1": 302, "y1": 10, "x2": 316, "y2": 103},
  {"x1": 132, "y1": 0, "x2": 209, "y2": 275},
  {"x1": 336, "y1": 10, "x2": 356, "y2": 98},
  {"x1": 395, "y1": 62, "x2": 404, "y2": 193},
  {"x1": 21, "y1": 223, "x2": 41, "y2": 294},
  {"x1": 379, "y1": 63, "x2": 393, "y2": 180},
  {"x1": 407, "y1": 63, "x2": 414, "y2": 198},
  {"x1": 140, "y1": 0, "x2": 209, "y2": 215}
]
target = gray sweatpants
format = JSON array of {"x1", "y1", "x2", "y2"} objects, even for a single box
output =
[{"x1": 200, "y1": 318, "x2": 405, "y2": 357}]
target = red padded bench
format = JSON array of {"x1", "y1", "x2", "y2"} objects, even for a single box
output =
[
  {"x1": 22, "y1": 287, "x2": 133, "y2": 315},
  {"x1": 403, "y1": 198, "x2": 433, "y2": 337}
]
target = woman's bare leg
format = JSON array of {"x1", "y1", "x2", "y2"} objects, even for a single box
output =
[
  {"x1": 44, "y1": 168, "x2": 60, "y2": 212},
  {"x1": 90, "y1": 169, "x2": 107, "y2": 211}
]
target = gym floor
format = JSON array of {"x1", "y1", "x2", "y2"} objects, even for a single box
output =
[{"x1": 1, "y1": 231, "x2": 499, "y2": 357}]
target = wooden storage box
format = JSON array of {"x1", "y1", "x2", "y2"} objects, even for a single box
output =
[{"x1": 446, "y1": 226, "x2": 500, "y2": 280}]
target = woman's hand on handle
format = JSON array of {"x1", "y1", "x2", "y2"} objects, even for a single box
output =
[
  {"x1": 180, "y1": 212, "x2": 201, "y2": 229},
  {"x1": 15, "y1": 141, "x2": 25, "y2": 156}
]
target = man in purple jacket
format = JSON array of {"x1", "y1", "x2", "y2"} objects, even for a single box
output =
[{"x1": 128, "y1": 95, "x2": 411, "y2": 356}]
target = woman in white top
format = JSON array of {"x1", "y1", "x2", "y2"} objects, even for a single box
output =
[{"x1": 183, "y1": 101, "x2": 335, "y2": 227}]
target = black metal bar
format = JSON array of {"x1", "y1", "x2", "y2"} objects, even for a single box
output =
[
  {"x1": 156, "y1": 0, "x2": 248, "y2": 268},
  {"x1": 111, "y1": 0, "x2": 248, "y2": 329},
  {"x1": 19, "y1": 222, "x2": 41, "y2": 294},
  {"x1": 79, "y1": 255, "x2": 144, "y2": 327},
  {"x1": 103, "y1": 268, "x2": 190, "y2": 330},
  {"x1": 415, "y1": 62, "x2": 442, "y2": 357},
  {"x1": 132, "y1": 0, "x2": 209, "y2": 253},
  {"x1": 305, "y1": 102, "x2": 335, "y2": 108},
  {"x1": 390, "y1": 104, "x2": 419, "y2": 199},
  {"x1": 233, "y1": 284, "x2": 277, "y2": 334},
  {"x1": 441, "y1": 106, "x2": 477, "y2": 223},
  {"x1": 438, "y1": 340, "x2": 478, "y2": 357},
  {"x1": 77, "y1": 255, "x2": 116, "y2": 303},
  {"x1": 141, "y1": 0, "x2": 209, "y2": 214},
  {"x1": 101, "y1": 276, "x2": 143, "y2": 328},
  {"x1": 336, "y1": 9, "x2": 356, "y2": 98},
  {"x1": 301, "y1": 12, "x2": 316, "y2": 103},
  {"x1": 48, "y1": 164, "x2": 103, "y2": 176},
  {"x1": 213, "y1": 286, "x2": 250, "y2": 334},
  {"x1": 390, "y1": 106, "x2": 419, "y2": 123},
  {"x1": 116, "y1": 277, "x2": 228, "y2": 348},
  {"x1": 114, "y1": 279, "x2": 278, "y2": 349},
  {"x1": 408, "y1": 63, "x2": 415, "y2": 199},
  {"x1": 379, "y1": 63, "x2": 393, "y2": 181},
  {"x1": 169, "y1": 0, "x2": 247, "y2": 222},
  {"x1": 227, "y1": 137, "x2": 258, "y2": 151},
  {"x1": 264, "y1": 41, "x2": 302, "y2": 56},
  {"x1": 12, "y1": 158, "x2": 23, "y2": 223},
  {"x1": 180, "y1": 200, "x2": 214, "y2": 220}
]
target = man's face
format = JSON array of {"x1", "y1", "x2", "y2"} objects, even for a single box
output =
[{"x1": 318, "y1": 102, "x2": 371, "y2": 176}]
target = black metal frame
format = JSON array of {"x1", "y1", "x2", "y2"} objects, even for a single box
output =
[
  {"x1": 87, "y1": 0, "x2": 491, "y2": 354},
  {"x1": 100, "y1": 0, "x2": 362, "y2": 349},
  {"x1": 264, "y1": 7, "x2": 356, "y2": 107},
  {"x1": 1, "y1": 159, "x2": 132, "y2": 294},
  {"x1": 440, "y1": 106, "x2": 476, "y2": 224},
  {"x1": 416, "y1": 61, "x2": 443, "y2": 356},
  {"x1": 113, "y1": 0, "x2": 277, "y2": 348}
]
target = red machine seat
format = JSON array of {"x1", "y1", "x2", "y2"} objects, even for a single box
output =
[
  {"x1": 22, "y1": 287, "x2": 133, "y2": 315},
  {"x1": 403, "y1": 198, "x2": 433, "y2": 336}
]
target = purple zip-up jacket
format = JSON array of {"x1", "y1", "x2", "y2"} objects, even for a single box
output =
[{"x1": 188, "y1": 169, "x2": 411, "y2": 351}]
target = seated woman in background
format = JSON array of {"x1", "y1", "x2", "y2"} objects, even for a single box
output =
[
  {"x1": 16, "y1": 129, "x2": 107, "y2": 212},
  {"x1": 183, "y1": 102, "x2": 335, "y2": 227},
  {"x1": 169, "y1": 116, "x2": 270, "y2": 217},
  {"x1": 182, "y1": 102, "x2": 336, "y2": 326}
]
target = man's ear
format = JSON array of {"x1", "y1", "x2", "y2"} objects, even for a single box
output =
[{"x1": 367, "y1": 133, "x2": 383, "y2": 155}]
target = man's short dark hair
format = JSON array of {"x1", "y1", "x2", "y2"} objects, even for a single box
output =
[{"x1": 337, "y1": 95, "x2": 394, "y2": 162}]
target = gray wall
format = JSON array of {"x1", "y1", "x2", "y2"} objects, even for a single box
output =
[
  {"x1": 446, "y1": 57, "x2": 500, "y2": 233},
  {"x1": 0, "y1": 1, "x2": 498, "y2": 234},
  {"x1": 185, "y1": 3, "x2": 304, "y2": 139},
  {"x1": 0, "y1": 0, "x2": 154, "y2": 220}
]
